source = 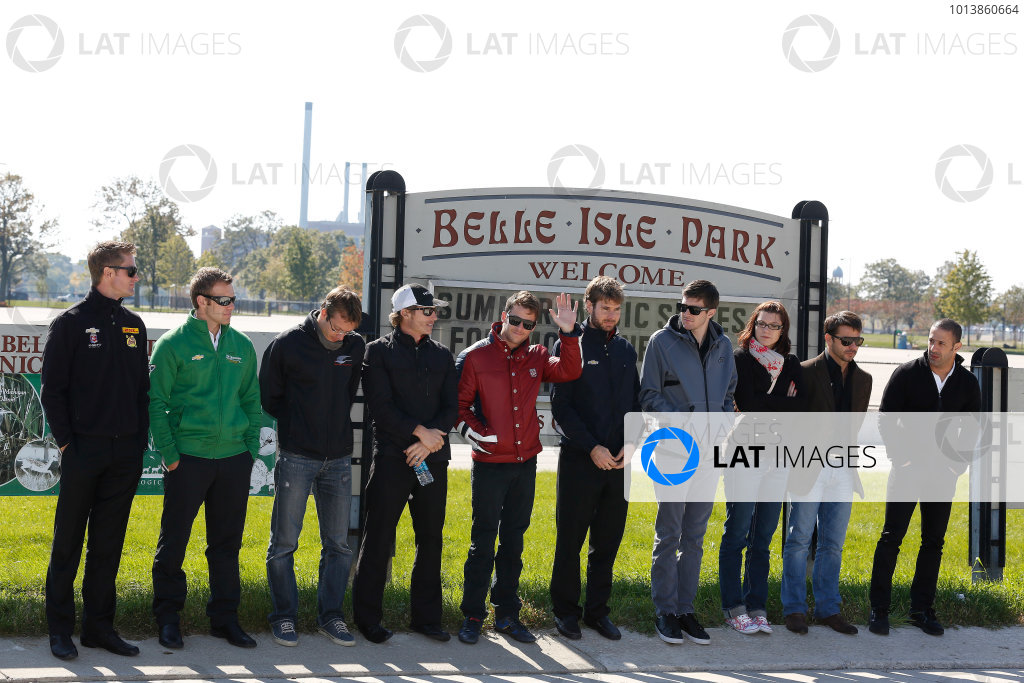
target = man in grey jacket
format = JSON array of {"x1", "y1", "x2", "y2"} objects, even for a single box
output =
[{"x1": 639, "y1": 279, "x2": 737, "y2": 646}]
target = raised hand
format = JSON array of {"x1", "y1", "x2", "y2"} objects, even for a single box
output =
[{"x1": 548, "y1": 292, "x2": 579, "y2": 334}]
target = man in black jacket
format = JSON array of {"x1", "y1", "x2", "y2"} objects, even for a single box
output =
[
  {"x1": 40, "y1": 241, "x2": 149, "y2": 660},
  {"x1": 868, "y1": 318, "x2": 981, "y2": 637},
  {"x1": 261, "y1": 287, "x2": 365, "y2": 647},
  {"x1": 352, "y1": 284, "x2": 458, "y2": 644},
  {"x1": 549, "y1": 276, "x2": 639, "y2": 641}
]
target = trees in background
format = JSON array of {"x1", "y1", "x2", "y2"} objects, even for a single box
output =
[
  {"x1": 859, "y1": 258, "x2": 930, "y2": 332},
  {"x1": 0, "y1": 173, "x2": 58, "y2": 300},
  {"x1": 936, "y1": 250, "x2": 993, "y2": 345},
  {"x1": 93, "y1": 175, "x2": 194, "y2": 308}
]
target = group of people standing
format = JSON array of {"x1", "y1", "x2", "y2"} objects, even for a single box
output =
[
  {"x1": 39, "y1": 240, "x2": 980, "y2": 662},
  {"x1": 638, "y1": 280, "x2": 980, "y2": 644}
]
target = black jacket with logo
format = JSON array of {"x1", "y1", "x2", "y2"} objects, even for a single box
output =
[
  {"x1": 550, "y1": 320, "x2": 641, "y2": 456},
  {"x1": 362, "y1": 328, "x2": 458, "y2": 462},
  {"x1": 40, "y1": 287, "x2": 150, "y2": 450},
  {"x1": 260, "y1": 310, "x2": 365, "y2": 459}
]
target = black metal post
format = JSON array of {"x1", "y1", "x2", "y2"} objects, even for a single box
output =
[{"x1": 969, "y1": 347, "x2": 1008, "y2": 582}]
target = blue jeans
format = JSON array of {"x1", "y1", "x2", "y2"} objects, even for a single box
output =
[
  {"x1": 718, "y1": 501, "x2": 782, "y2": 618},
  {"x1": 266, "y1": 451, "x2": 353, "y2": 626},
  {"x1": 780, "y1": 470, "x2": 853, "y2": 617},
  {"x1": 651, "y1": 501, "x2": 713, "y2": 616}
]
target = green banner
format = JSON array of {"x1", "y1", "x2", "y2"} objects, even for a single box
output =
[{"x1": 0, "y1": 373, "x2": 277, "y2": 497}]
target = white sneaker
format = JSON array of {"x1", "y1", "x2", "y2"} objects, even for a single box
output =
[
  {"x1": 753, "y1": 615, "x2": 773, "y2": 634},
  {"x1": 725, "y1": 613, "x2": 759, "y2": 634}
]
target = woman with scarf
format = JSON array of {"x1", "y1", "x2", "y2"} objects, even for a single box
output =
[{"x1": 719, "y1": 301, "x2": 803, "y2": 634}]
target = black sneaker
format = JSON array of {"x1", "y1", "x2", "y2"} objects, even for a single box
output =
[
  {"x1": 910, "y1": 609, "x2": 944, "y2": 636},
  {"x1": 868, "y1": 609, "x2": 890, "y2": 636},
  {"x1": 458, "y1": 617, "x2": 482, "y2": 644},
  {"x1": 677, "y1": 612, "x2": 710, "y2": 645},
  {"x1": 655, "y1": 614, "x2": 684, "y2": 644},
  {"x1": 494, "y1": 615, "x2": 537, "y2": 643}
]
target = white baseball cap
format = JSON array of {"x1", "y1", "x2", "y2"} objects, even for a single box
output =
[{"x1": 391, "y1": 284, "x2": 449, "y2": 312}]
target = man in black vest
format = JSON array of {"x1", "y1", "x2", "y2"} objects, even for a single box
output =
[
  {"x1": 868, "y1": 318, "x2": 981, "y2": 636},
  {"x1": 549, "y1": 276, "x2": 640, "y2": 641},
  {"x1": 41, "y1": 241, "x2": 149, "y2": 660}
]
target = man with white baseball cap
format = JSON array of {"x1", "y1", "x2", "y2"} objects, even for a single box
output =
[{"x1": 352, "y1": 283, "x2": 457, "y2": 644}]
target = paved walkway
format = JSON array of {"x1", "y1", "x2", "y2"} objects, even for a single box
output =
[{"x1": 2, "y1": 625, "x2": 1023, "y2": 682}]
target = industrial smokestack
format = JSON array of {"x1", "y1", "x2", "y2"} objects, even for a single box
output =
[{"x1": 299, "y1": 102, "x2": 312, "y2": 228}]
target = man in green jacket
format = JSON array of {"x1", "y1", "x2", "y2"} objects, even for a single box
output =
[{"x1": 149, "y1": 267, "x2": 262, "y2": 650}]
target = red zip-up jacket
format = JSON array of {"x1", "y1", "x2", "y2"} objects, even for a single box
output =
[{"x1": 456, "y1": 321, "x2": 583, "y2": 463}]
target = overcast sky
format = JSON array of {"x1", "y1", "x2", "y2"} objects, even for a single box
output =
[{"x1": 4, "y1": 1, "x2": 1021, "y2": 290}]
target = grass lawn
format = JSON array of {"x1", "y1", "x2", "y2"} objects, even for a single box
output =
[{"x1": 2, "y1": 470, "x2": 1022, "y2": 637}]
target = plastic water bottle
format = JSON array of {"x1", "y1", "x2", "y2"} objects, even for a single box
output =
[{"x1": 413, "y1": 461, "x2": 434, "y2": 486}]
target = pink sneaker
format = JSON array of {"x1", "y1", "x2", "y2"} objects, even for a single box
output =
[
  {"x1": 753, "y1": 615, "x2": 773, "y2": 633},
  {"x1": 725, "y1": 613, "x2": 759, "y2": 634}
]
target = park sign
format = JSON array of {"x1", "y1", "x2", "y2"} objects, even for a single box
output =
[{"x1": 407, "y1": 188, "x2": 793, "y2": 298}]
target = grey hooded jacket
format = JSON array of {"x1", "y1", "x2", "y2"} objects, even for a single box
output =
[{"x1": 639, "y1": 315, "x2": 737, "y2": 413}]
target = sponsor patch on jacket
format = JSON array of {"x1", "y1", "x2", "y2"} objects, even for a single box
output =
[
  {"x1": 191, "y1": 354, "x2": 205, "y2": 361},
  {"x1": 126, "y1": 334, "x2": 137, "y2": 348},
  {"x1": 334, "y1": 354, "x2": 351, "y2": 366},
  {"x1": 85, "y1": 327, "x2": 100, "y2": 348},
  {"x1": 225, "y1": 354, "x2": 242, "y2": 364},
  {"x1": 121, "y1": 326, "x2": 139, "y2": 334},
  {"x1": 587, "y1": 359, "x2": 600, "y2": 365},
  {"x1": 529, "y1": 368, "x2": 538, "y2": 378}
]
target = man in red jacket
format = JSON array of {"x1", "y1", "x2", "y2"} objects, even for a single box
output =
[{"x1": 455, "y1": 290, "x2": 582, "y2": 645}]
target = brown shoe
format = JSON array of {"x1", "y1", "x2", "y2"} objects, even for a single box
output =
[
  {"x1": 818, "y1": 613, "x2": 858, "y2": 635},
  {"x1": 784, "y1": 612, "x2": 808, "y2": 634}
]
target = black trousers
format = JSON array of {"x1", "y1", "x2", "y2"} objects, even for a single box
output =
[
  {"x1": 869, "y1": 500, "x2": 953, "y2": 612},
  {"x1": 550, "y1": 446, "x2": 628, "y2": 620},
  {"x1": 460, "y1": 458, "x2": 537, "y2": 621},
  {"x1": 152, "y1": 452, "x2": 252, "y2": 628},
  {"x1": 352, "y1": 456, "x2": 448, "y2": 628},
  {"x1": 46, "y1": 434, "x2": 142, "y2": 637}
]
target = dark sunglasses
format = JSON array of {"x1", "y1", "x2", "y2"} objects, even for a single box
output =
[
  {"x1": 507, "y1": 314, "x2": 537, "y2": 331},
  {"x1": 677, "y1": 303, "x2": 710, "y2": 316},
  {"x1": 202, "y1": 294, "x2": 236, "y2": 306},
  {"x1": 832, "y1": 335, "x2": 865, "y2": 347},
  {"x1": 410, "y1": 306, "x2": 437, "y2": 316},
  {"x1": 755, "y1": 320, "x2": 784, "y2": 331},
  {"x1": 109, "y1": 265, "x2": 138, "y2": 278}
]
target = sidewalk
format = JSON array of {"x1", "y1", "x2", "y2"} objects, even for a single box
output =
[{"x1": 2, "y1": 624, "x2": 1023, "y2": 681}]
